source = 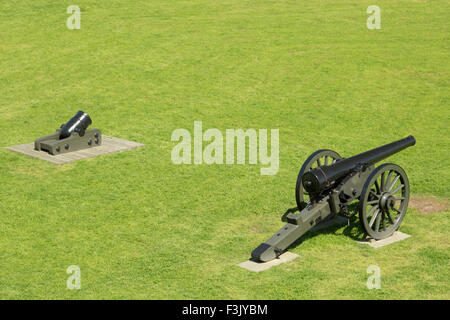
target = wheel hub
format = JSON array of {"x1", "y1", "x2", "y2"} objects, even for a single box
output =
[{"x1": 379, "y1": 193, "x2": 395, "y2": 211}]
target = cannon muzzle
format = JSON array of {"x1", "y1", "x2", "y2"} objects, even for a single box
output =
[
  {"x1": 60, "y1": 110, "x2": 92, "y2": 139},
  {"x1": 302, "y1": 136, "x2": 415, "y2": 194}
]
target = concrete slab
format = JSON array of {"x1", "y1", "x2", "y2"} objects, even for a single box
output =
[
  {"x1": 237, "y1": 252, "x2": 300, "y2": 272},
  {"x1": 357, "y1": 231, "x2": 411, "y2": 248},
  {"x1": 6, "y1": 135, "x2": 144, "y2": 164}
]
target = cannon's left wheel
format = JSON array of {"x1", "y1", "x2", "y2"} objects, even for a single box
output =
[
  {"x1": 359, "y1": 163, "x2": 410, "y2": 240},
  {"x1": 295, "y1": 149, "x2": 341, "y2": 210}
]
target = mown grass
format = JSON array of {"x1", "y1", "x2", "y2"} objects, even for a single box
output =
[{"x1": 0, "y1": 1, "x2": 448, "y2": 299}]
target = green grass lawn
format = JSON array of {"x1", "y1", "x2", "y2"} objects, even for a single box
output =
[{"x1": 0, "y1": 0, "x2": 449, "y2": 299}]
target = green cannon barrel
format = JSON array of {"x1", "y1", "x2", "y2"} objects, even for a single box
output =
[{"x1": 302, "y1": 136, "x2": 416, "y2": 194}]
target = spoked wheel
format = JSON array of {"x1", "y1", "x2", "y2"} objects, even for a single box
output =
[
  {"x1": 295, "y1": 149, "x2": 341, "y2": 210},
  {"x1": 359, "y1": 163, "x2": 410, "y2": 240}
]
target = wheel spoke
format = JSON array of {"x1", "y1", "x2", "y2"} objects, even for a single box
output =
[
  {"x1": 367, "y1": 204, "x2": 379, "y2": 216},
  {"x1": 369, "y1": 190, "x2": 379, "y2": 199},
  {"x1": 386, "y1": 210, "x2": 395, "y2": 224},
  {"x1": 388, "y1": 175, "x2": 401, "y2": 192},
  {"x1": 369, "y1": 208, "x2": 380, "y2": 228},
  {"x1": 391, "y1": 184, "x2": 404, "y2": 195},
  {"x1": 375, "y1": 211, "x2": 382, "y2": 232},
  {"x1": 317, "y1": 159, "x2": 321, "y2": 167},
  {"x1": 380, "y1": 172, "x2": 385, "y2": 192},
  {"x1": 374, "y1": 180, "x2": 381, "y2": 195},
  {"x1": 324, "y1": 156, "x2": 329, "y2": 166},
  {"x1": 392, "y1": 207, "x2": 401, "y2": 214},
  {"x1": 367, "y1": 200, "x2": 379, "y2": 205},
  {"x1": 394, "y1": 197, "x2": 405, "y2": 201},
  {"x1": 385, "y1": 171, "x2": 394, "y2": 192},
  {"x1": 382, "y1": 212, "x2": 386, "y2": 231}
]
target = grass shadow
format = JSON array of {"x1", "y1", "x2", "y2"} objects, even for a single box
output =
[
  {"x1": 284, "y1": 202, "x2": 367, "y2": 251},
  {"x1": 340, "y1": 201, "x2": 366, "y2": 241}
]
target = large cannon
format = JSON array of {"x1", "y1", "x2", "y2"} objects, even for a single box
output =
[
  {"x1": 252, "y1": 136, "x2": 415, "y2": 262},
  {"x1": 34, "y1": 111, "x2": 102, "y2": 155}
]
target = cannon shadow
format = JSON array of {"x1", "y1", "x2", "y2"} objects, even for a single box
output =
[{"x1": 282, "y1": 203, "x2": 367, "y2": 251}]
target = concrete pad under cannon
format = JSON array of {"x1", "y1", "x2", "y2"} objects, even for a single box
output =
[
  {"x1": 237, "y1": 252, "x2": 300, "y2": 272},
  {"x1": 6, "y1": 135, "x2": 144, "y2": 164},
  {"x1": 357, "y1": 231, "x2": 411, "y2": 248}
]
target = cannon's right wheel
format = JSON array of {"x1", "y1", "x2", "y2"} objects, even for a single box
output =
[
  {"x1": 359, "y1": 163, "x2": 410, "y2": 240},
  {"x1": 295, "y1": 149, "x2": 341, "y2": 210}
]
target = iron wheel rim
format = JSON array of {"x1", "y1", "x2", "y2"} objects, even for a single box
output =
[{"x1": 359, "y1": 163, "x2": 410, "y2": 240}]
